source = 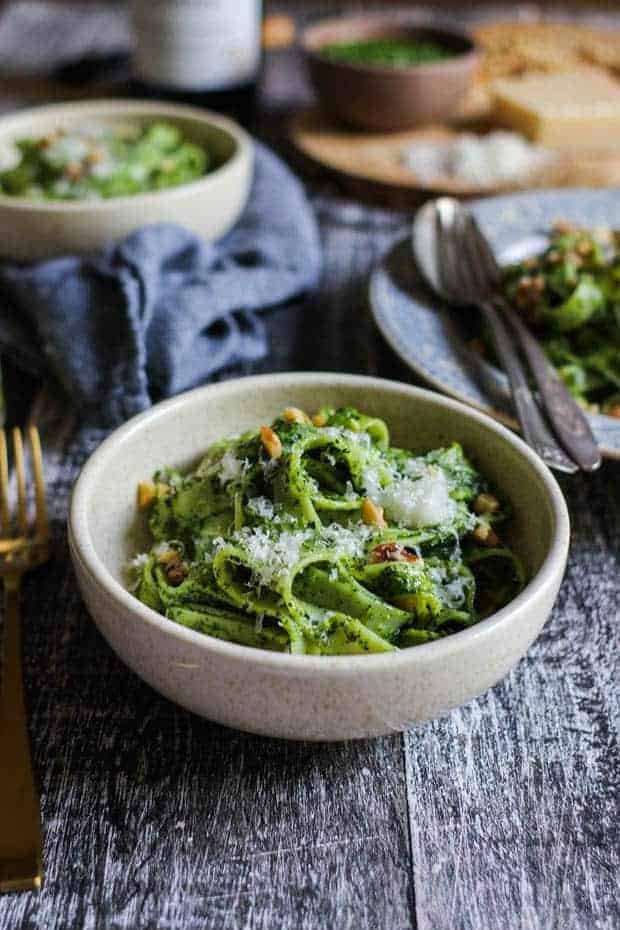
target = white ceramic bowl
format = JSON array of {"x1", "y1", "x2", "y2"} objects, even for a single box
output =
[
  {"x1": 68, "y1": 373, "x2": 570, "y2": 741},
  {"x1": 0, "y1": 99, "x2": 253, "y2": 261}
]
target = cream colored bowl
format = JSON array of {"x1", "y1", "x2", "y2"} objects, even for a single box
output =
[
  {"x1": 68, "y1": 374, "x2": 570, "y2": 741},
  {"x1": 0, "y1": 99, "x2": 253, "y2": 261}
]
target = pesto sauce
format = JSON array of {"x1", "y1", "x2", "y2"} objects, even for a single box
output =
[
  {"x1": 131, "y1": 407, "x2": 524, "y2": 655},
  {"x1": 320, "y1": 38, "x2": 455, "y2": 68}
]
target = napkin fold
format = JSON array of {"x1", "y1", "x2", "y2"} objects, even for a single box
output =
[{"x1": 0, "y1": 142, "x2": 321, "y2": 426}]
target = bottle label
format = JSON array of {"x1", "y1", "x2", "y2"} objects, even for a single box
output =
[{"x1": 131, "y1": 0, "x2": 262, "y2": 91}]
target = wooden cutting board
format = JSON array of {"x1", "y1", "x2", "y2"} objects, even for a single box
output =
[
  {"x1": 291, "y1": 107, "x2": 620, "y2": 206},
  {"x1": 291, "y1": 21, "x2": 620, "y2": 205}
]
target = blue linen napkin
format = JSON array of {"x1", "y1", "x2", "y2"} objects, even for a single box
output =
[{"x1": 0, "y1": 141, "x2": 321, "y2": 426}]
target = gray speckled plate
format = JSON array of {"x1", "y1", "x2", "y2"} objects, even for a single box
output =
[{"x1": 370, "y1": 188, "x2": 620, "y2": 460}]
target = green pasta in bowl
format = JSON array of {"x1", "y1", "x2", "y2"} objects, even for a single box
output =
[
  {"x1": 131, "y1": 405, "x2": 524, "y2": 656},
  {"x1": 0, "y1": 120, "x2": 209, "y2": 201},
  {"x1": 0, "y1": 100, "x2": 253, "y2": 260}
]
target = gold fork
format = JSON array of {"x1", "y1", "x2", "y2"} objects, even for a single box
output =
[{"x1": 0, "y1": 426, "x2": 50, "y2": 894}]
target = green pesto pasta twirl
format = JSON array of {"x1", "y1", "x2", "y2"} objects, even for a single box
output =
[
  {"x1": 130, "y1": 406, "x2": 524, "y2": 655},
  {"x1": 0, "y1": 121, "x2": 208, "y2": 201}
]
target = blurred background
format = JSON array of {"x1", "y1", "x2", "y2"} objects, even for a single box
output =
[
  {"x1": 0, "y1": 0, "x2": 616, "y2": 225},
  {"x1": 0, "y1": 1, "x2": 617, "y2": 105}
]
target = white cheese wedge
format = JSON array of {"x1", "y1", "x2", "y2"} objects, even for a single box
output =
[{"x1": 491, "y1": 68, "x2": 620, "y2": 147}]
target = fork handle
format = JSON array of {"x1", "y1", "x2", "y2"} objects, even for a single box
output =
[
  {"x1": 0, "y1": 577, "x2": 42, "y2": 893},
  {"x1": 498, "y1": 299, "x2": 601, "y2": 472},
  {"x1": 479, "y1": 300, "x2": 578, "y2": 474}
]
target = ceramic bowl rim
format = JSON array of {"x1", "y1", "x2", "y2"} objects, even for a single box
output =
[
  {"x1": 0, "y1": 98, "x2": 251, "y2": 212},
  {"x1": 301, "y1": 15, "x2": 480, "y2": 77},
  {"x1": 69, "y1": 372, "x2": 570, "y2": 673}
]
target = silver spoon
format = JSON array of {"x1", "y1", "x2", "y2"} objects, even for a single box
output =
[{"x1": 413, "y1": 197, "x2": 579, "y2": 474}]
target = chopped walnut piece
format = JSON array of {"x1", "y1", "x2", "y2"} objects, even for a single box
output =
[
  {"x1": 166, "y1": 563, "x2": 188, "y2": 586},
  {"x1": 516, "y1": 276, "x2": 543, "y2": 311},
  {"x1": 473, "y1": 492, "x2": 500, "y2": 515},
  {"x1": 260, "y1": 425, "x2": 282, "y2": 459},
  {"x1": 40, "y1": 132, "x2": 57, "y2": 149},
  {"x1": 157, "y1": 549, "x2": 188, "y2": 586},
  {"x1": 362, "y1": 499, "x2": 387, "y2": 529},
  {"x1": 369, "y1": 542, "x2": 423, "y2": 565},
  {"x1": 65, "y1": 161, "x2": 84, "y2": 182},
  {"x1": 575, "y1": 239, "x2": 593, "y2": 257},
  {"x1": 473, "y1": 523, "x2": 501, "y2": 547}
]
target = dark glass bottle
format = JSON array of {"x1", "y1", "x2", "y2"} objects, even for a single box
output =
[{"x1": 130, "y1": 0, "x2": 262, "y2": 126}]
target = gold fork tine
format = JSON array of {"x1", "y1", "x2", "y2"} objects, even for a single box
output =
[
  {"x1": 28, "y1": 427, "x2": 49, "y2": 541},
  {"x1": 12, "y1": 428, "x2": 28, "y2": 538},
  {"x1": 0, "y1": 430, "x2": 9, "y2": 534}
]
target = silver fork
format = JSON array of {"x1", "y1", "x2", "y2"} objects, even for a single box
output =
[
  {"x1": 433, "y1": 198, "x2": 578, "y2": 474},
  {"x1": 463, "y1": 209, "x2": 601, "y2": 472}
]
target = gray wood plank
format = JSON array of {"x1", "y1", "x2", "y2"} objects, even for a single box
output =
[
  {"x1": 3, "y1": 572, "x2": 415, "y2": 929},
  {"x1": 405, "y1": 467, "x2": 620, "y2": 930},
  {"x1": 0, "y1": 226, "x2": 415, "y2": 930}
]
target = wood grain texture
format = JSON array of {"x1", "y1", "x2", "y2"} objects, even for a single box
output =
[
  {"x1": 406, "y1": 468, "x2": 620, "y2": 930},
  {"x1": 0, "y1": 210, "x2": 415, "y2": 930},
  {"x1": 291, "y1": 107, "x2": 620, "y2": 203},
  {"x1": 0, "y1": 420, "x2": 415, "y2": 930}
]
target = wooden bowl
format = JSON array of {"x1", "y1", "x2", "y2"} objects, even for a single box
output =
[{"x1": 301, "y1": 15, "x2": 481, "y2": 132}]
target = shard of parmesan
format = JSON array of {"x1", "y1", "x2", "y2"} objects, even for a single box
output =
[{"x1": 363, "y1": 464, "x2": 457, "y2": 528}]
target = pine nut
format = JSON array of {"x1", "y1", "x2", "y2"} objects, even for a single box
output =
[
  {"x1": 157, "y1": 549, "x2": 181, "y2": 566},
  {"x1": 473, "y1": 493, "x2": 500, "y2": 515},
  {"x1": 362, "y1": 499, "x2": 387, "y2": 528},
  {"x1": 473, "y1": 523, "x2": 500, "y2": 547},
  {"x1": 137, "y1": 481, "x2": 156, "y2": 510},
  {"x1": 260, "y1": 425, "x2": 282, "y2": 459},
  {"x1": 283, "y1": 407, "x2": 310, "y2": 424}
]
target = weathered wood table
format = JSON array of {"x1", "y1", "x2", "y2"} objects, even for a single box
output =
[{"x1": 0, "y1": 4, "x2": 618, "y2": 929}]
